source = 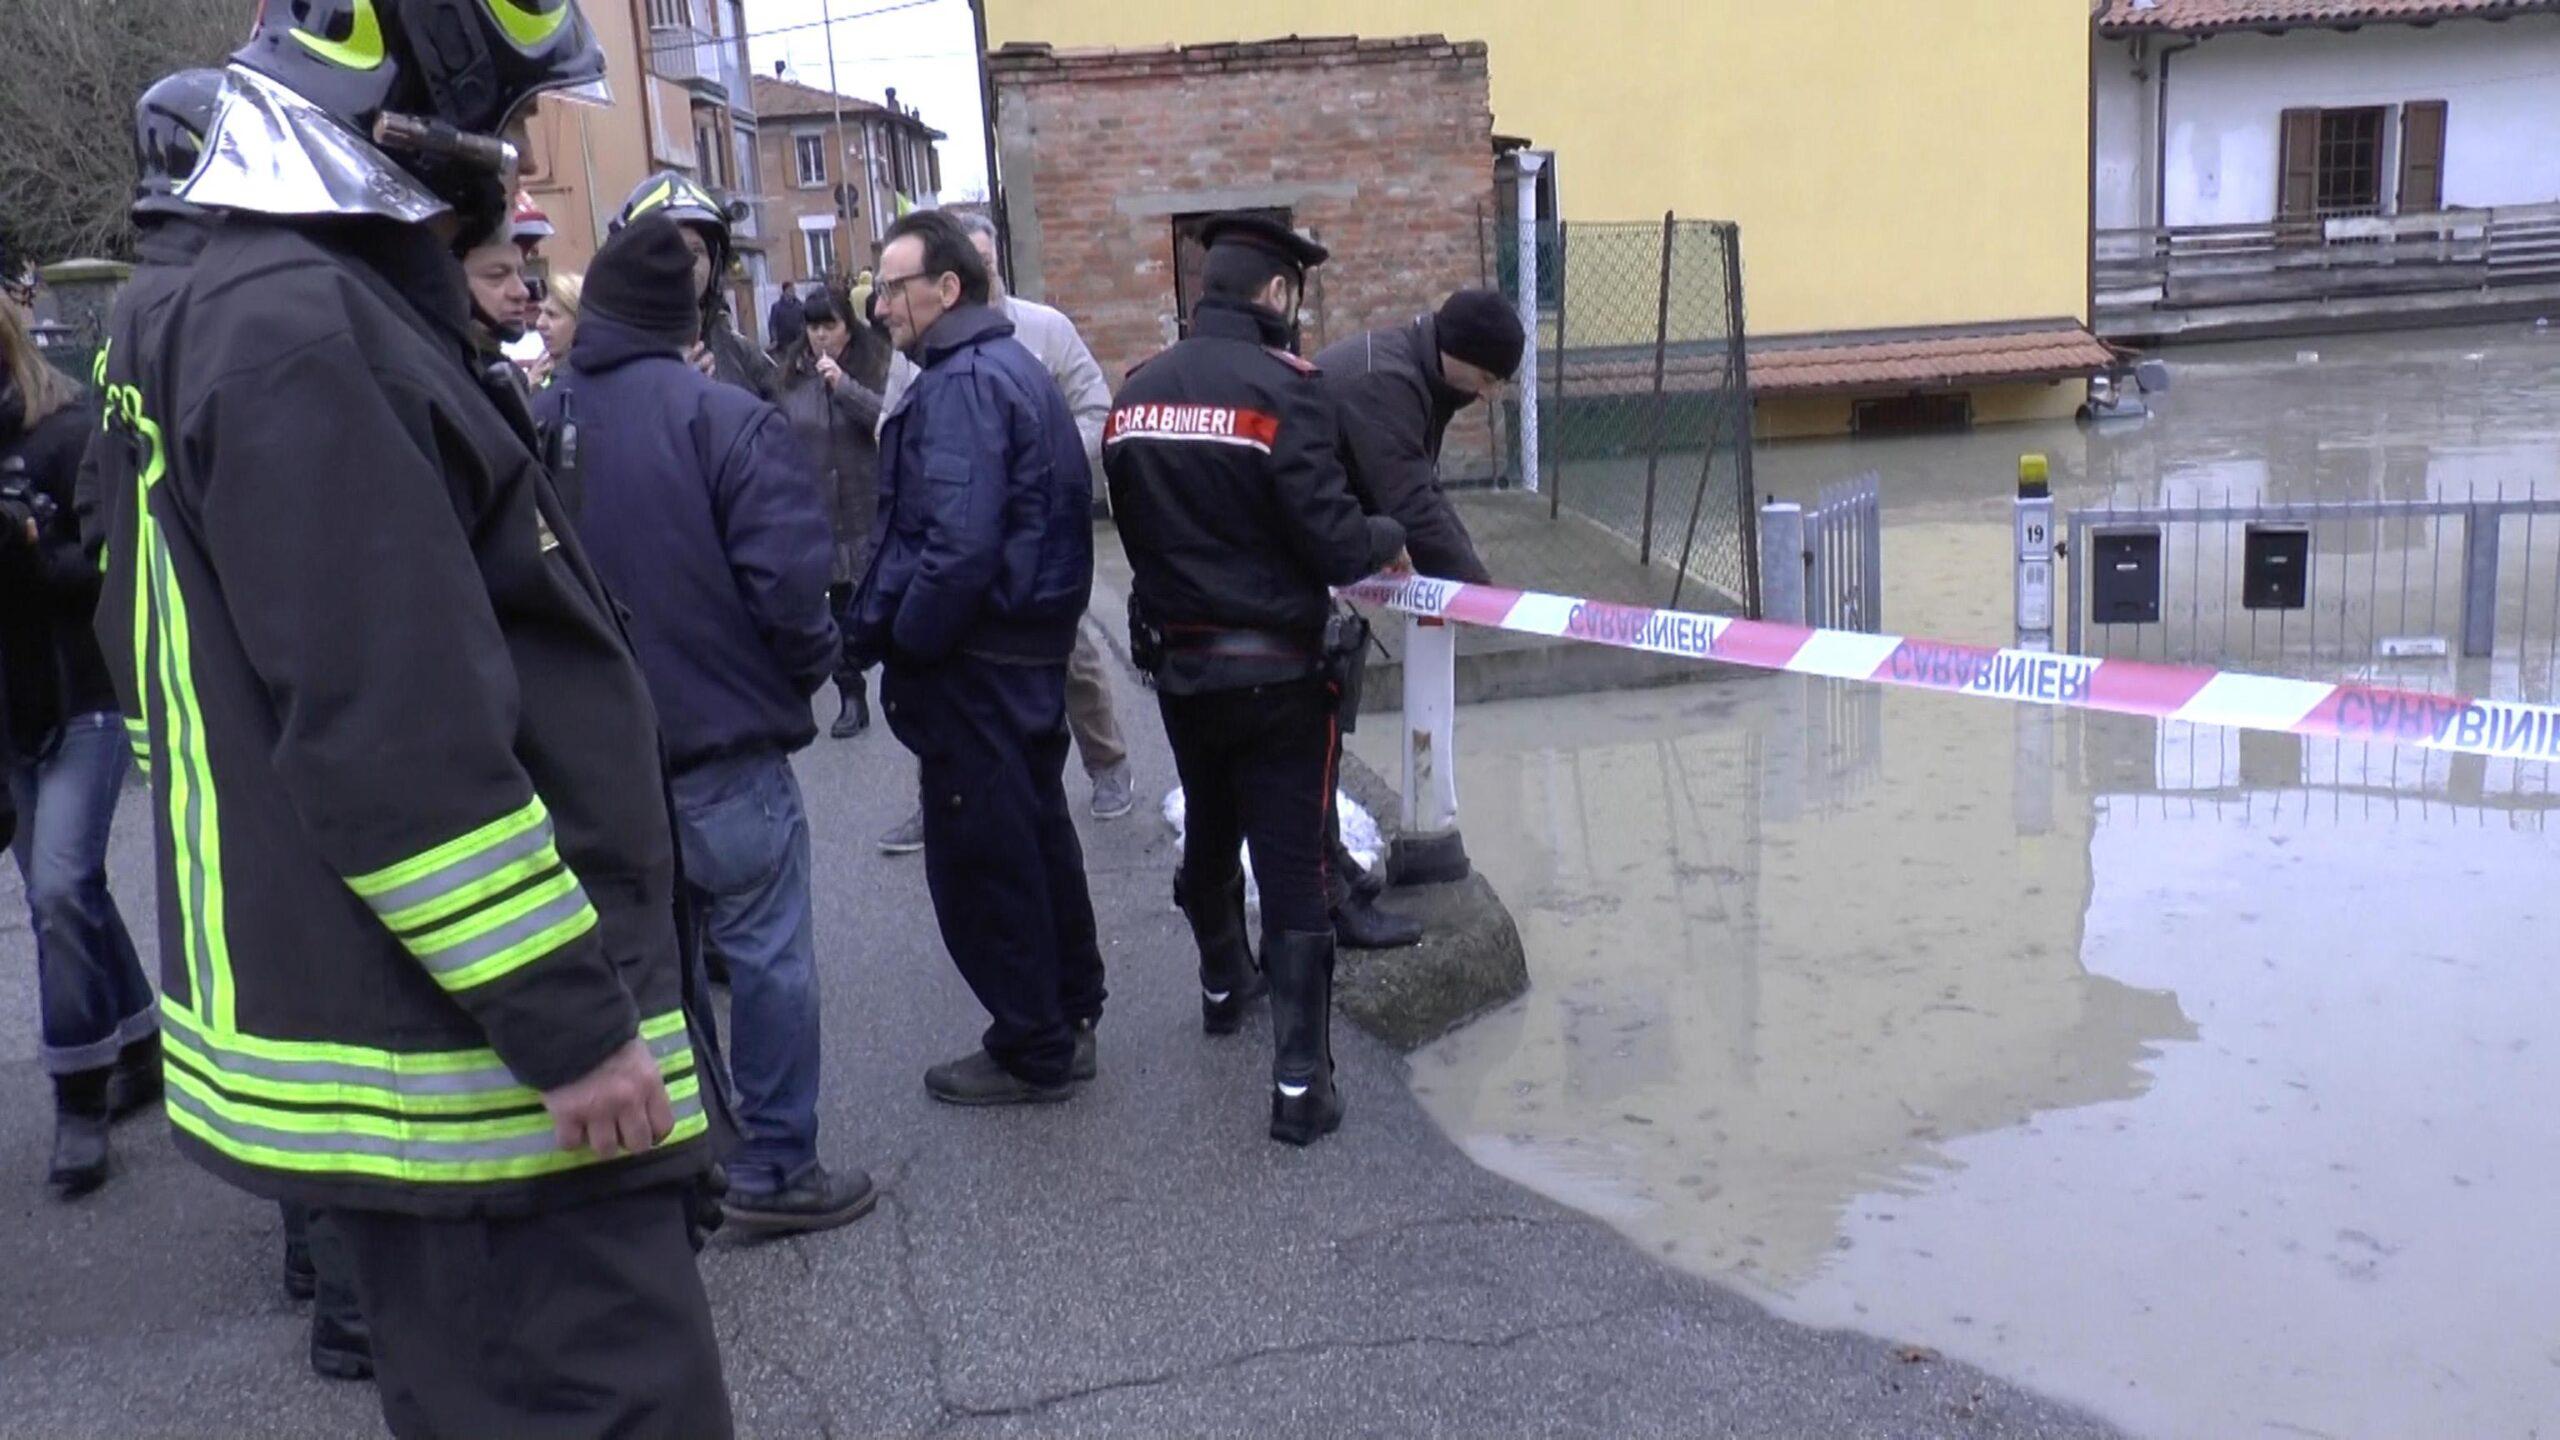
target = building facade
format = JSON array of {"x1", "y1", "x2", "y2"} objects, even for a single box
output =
[
  {"x1": 2093, "y1": 0, "x2": 2560, "y2": 340},
  {"x1": 988, "y1": 37, "x2": 1491, "y2": 398},
  {"x1": 979, "y1": 0, "x2": 2107, "y2": 436},
  {"x1": 750, "y1": 74, "x2": 948, "y2": 292},
  {"x1": 517, "y1": 0, "x2": 766, "y2": 337}
]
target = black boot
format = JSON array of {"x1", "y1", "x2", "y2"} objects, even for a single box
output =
[
  {"x1": 1265, "y1": 930, "x2": 1345, "y2": 1146},
  {"x1": 1330, "y1": 853, "x2": 1422, "y2": 949},
  {"x1": 831, "y1": 675, "x2": 870, "y2": 739},
  {"x1": 105, "y1": 1032, "x2": 164, "y2": 1120},
  {"x1": 47, "y1": 1068, "x2": 112, "y2": 1196},
  {"x1": 280, "y1": 1202, "x2": 316, "y2": 1301},
  {"x1": 1330, "y1": 836, "x2": 1388, "y2": 904},
  {"x1": 304, "y1": 1210, "x2": 374, "y2": 1382},
  {"x1": 1183, "y1": 873, "x2": 1266, "y2": 1035}
]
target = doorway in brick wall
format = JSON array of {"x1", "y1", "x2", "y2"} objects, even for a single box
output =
[{"x1": 1170, "y1": 207, "x2": 1291, "y2": 336}]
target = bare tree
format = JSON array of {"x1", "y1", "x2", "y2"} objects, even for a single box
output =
[{"x1": 0, "y1": 1, "x2": 241, "y2": 265}]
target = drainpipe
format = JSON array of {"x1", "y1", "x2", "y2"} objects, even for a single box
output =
[{"x1": 2154, "y1": 36, "x2": 2201, "y2": 230}]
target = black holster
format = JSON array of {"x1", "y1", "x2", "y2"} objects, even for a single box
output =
[{"x1": 1323, "y1": 608, "x2": 1372, "y2": 732}]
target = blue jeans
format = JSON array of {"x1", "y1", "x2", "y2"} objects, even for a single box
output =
[
  {"x1": 10, "y1": 712, "x2": 155, "y2": 1076},
  {"x1": 671, "y1": 752, "x2": 821, "y2": 1193}
]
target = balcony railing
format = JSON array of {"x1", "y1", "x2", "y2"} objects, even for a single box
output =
[
  {"x1": 2096, "y1": 200, "x2": 2560, "y2": 329},
  {"x1": 648, "y1": 24, "x2": 749, "y2": 114}
]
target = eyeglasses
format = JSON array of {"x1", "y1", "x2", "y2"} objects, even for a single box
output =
[{"x1": 872, "y1": 272, "x2": 934, "y2": 293}]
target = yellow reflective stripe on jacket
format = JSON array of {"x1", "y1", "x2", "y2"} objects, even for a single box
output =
[
  {"x1": 345, "y1": 797, "x2": 602, "y2": 994},
  {"x1": 168, "y1": 1071, "x2": 707, "y2": 1184},
  {"x1": 160, "y1": 1001, "x2": 693, "y2": 1118}
]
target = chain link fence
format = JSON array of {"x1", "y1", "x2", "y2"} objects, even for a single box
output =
[{"x1": 1463, "y1": 213, "x2": 1758, "y2": 614}]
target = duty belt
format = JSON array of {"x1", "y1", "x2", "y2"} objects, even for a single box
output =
[{"x1": 1163, "y1": 626, "x2": 1317, "y2": 663}]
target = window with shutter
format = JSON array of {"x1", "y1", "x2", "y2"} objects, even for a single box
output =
[{"x1": 2398, "y1": 101, "x2": 2447, "y2": 214}]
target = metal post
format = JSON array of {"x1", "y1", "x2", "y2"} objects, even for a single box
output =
[
  {"x1": 1549, "y1": 221, "x2": 1569, "y2": 520},
  {"x1": 1759, "y1": 500, "x2": 1807, "y2": 625},
  {"x1": 1513, "y1": 154, "x2": 1545, "y2": 498},
  {"x1": 1637, "y1": 211, "x2": 1676, "y2": 565},
  {"x1": 2016, "y1": 453, "x2": 2057, "y2": 652},
  {"x1": 1392, "y1": 616, "x2": 1471, "y2": 885},
  {"x1": 2462, "y1": 504, "x2": 2503, "y2": 658}
]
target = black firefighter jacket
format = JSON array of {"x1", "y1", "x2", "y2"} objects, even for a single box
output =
[{"x1": 91, "y1": 215, "x2": 712, "y2": 1217}]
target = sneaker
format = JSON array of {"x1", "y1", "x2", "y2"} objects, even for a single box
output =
[
  {"x1": 878, "y1": 808, "x2": 926, "y2": 856},
  {"x1": 1070, "y1": 1020, "x2": 1099, "y2": 1082},
  {"x1": 309, "y1": 1306, "x2": 374, "y2": 1383},
  {"x1": 925, "y1": 1049, "x2": 1075, "y2": 1107},
  {"x1": 1089, "y1": 762, "x2": 1136, "y2": 821},
  {"x1": 723, "y1": 1163, "x2": 879, "y2": 1236},
  {"x1": 829, "y1": 688, "x2": 870, "y2": 740}
]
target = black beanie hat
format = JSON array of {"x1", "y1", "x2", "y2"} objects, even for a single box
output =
[
  {"x1": 581, "y1": 215, "x2": 702, "y2": 348},
  {"x1": 1436, "y1": 288, "x2": 1527, "y2": 381}
]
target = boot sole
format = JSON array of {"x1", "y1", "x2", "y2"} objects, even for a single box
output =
[
  {"x1": 924, "y1": 1081, "x2": 1076, "y2": 1107},
  {"x1": 1269, "y1": 1100, "x2": 1346, "y2": 1147},
  {"x1": 723, "y1": 1186, "x2": 881, "y2": 1235},
  {"x1": 310, "y1": 1348, "x2": 375, "y2": 1383},
  {"x1": 48, "y1": 1167, "x2": 108, "y2": 1198}
]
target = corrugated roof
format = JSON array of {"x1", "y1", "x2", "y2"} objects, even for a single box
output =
[
  {"x1": 1748, "y1": 326, "x2": 2118, "y2": 396},
  {"x1": 2097, "y1": 0, "x2": 2560, "y2": 34}
]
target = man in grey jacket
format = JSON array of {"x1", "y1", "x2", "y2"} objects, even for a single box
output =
[{"x1": 874, "y1": 213, "x2": 1135, "y2": 852}]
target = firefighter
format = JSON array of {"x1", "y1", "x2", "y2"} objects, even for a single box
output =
[
  {"x1": 1102, "y1": 214, "x2": 1409, "y2": 1145},
  {"x1": 611, "y1": 170, "x2": 776, "y2": 398},
  {"x1": 93, "y1": 4, "x2": 732, "y2": 1435}
]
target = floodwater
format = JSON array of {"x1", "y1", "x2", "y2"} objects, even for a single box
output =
[{"x1": 1368, "y1": 324, "x2": 2560, "y2": 1440}]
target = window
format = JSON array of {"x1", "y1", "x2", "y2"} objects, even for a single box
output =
[
  {"x1": 1170, "y1": 207, "x2": 1292, "y2": 333},
  {"x1": 804, "y1": 228, "x2": 836, "y2": 279},
  {"x1": 2278, "y1": 106, "x2": 2387, "y2": 224},
  {"x1": 1851, "y1": 393, "x2": 1973, "y2": 436},
  {"x1": 795, "y1": 132, "x2": 827, "y2": 188}
]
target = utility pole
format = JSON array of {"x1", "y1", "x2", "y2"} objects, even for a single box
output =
[{"x1": 822, "y1": 0, "x2": 850, "y2": 281}]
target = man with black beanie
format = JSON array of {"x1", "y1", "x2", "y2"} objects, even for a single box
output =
[
  {"x1": 536, "y1": 216, "x2": 877, "y2": 1236},
  {"x1": 1307, "y1": 289, "x2": 1525, "y2": 950}
]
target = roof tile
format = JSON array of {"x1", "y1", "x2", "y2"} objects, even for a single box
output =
[{"x1": 2098, "y1": 0, "x2": 2559, "y2": 34}]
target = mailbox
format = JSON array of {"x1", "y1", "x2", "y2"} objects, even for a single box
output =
[
  {"x1": 2090, "y1": 528, "x2": 2163, "y2": 626},
  {"x1": 2243, "y1": 524, "x2": 2311, "y2": 610}
]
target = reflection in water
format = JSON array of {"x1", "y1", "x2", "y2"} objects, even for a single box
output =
[{"x1": 1368, "y1": 675, "x2": 2560, "y2": 1440}]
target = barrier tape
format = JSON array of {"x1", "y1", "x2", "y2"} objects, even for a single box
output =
[{"x1": 1342, "y1": 574, "x2": 2560, "y2": 765}]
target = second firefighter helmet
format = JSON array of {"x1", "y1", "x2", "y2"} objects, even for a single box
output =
[
  {"x1": 133, "y1": 69, "x2": 228, "y2": 218},
  {"x1": 613, "y1": 170, "x2": 741, "y2": 303}
]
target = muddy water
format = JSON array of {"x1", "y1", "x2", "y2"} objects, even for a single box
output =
[{"x1": 1367, "y1": 326, "x2": 2560, "y2": 1440}]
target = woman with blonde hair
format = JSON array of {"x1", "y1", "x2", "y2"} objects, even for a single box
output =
[
  {"x1": 0, "y1": 292, "x2": 156, "y2": 1197},
  {"x1": 530, "y1": 270, "x2": 583, "y2": 387}
]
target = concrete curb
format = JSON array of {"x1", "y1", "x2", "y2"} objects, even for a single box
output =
[{"x1": 1332, "y1": 743, "x2": 1530, "y2": 1051}]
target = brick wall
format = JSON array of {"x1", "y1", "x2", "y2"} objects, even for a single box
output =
[{"x1": 991, "y1": 35, "x2": 1495, "y2": 395}]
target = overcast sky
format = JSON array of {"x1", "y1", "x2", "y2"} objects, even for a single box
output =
[{"x1": 742, "y1": 0, "x2": 990, "y2": 200}]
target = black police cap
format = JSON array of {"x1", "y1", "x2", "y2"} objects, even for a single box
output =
[{"x1": 1200, "y1": 212, "x2": 1329, "y2": 271}]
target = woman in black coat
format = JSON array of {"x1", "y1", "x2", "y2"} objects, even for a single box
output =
[
  {"x1": 771, "y1": 285, "x2": 893, "y2": 737},
  {"x1": 0, "y1": 293, "x2": 155, "y2": 1197}
]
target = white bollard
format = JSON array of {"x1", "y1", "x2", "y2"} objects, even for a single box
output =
[{"x1": 1391, "y1": 613, "x2": 1471, "y2": 885}]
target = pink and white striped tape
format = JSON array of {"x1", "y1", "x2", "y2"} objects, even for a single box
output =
[{"x1": 1342, "y1": 574, "x2": 2560, "y2": 765}]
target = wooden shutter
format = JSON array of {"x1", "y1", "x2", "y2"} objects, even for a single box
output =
[
  {"x1": 2277, "y1": 108, "x2": 2321, "y2": 223},
  {"x1": 2398, "y1": 101, "x2": 2447, "y2": 214}
]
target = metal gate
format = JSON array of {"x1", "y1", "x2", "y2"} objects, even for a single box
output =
[
  {"x1": 2063, "y1": 483, "x2": 2560, "y2": 701},
  {"x1": 1762, "y1": 473, "x2": 1883, "y2": 632}
]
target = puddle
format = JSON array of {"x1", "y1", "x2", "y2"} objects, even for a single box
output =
[{"x1": 1364, "y1": 324, "x2": 2560, "y2": 1439}]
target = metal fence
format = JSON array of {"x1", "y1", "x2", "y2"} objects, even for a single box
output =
[
  {"x1": 1804, "y1": 474, "x2": 1882, "y2": 633},
  {"x1": 1475, "y1": 212, "x2": 1759, "y2": 613},
  {"x1": 2064, "y1": 482, "x2": 2560, "y2": 702}
]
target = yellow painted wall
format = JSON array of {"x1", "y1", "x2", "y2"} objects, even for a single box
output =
[{"x1": 981, "y1": 0, "x2": 2092, "y2": 340}]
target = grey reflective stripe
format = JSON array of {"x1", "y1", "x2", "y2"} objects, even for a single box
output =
[
  {"x1": 164, "y1": 1021, "x2": 691, "y2": 1101},
  {"x1": 414, "y1": 883, "x2": 592, "y2": 977},
  {"x1": 362, "y1": 817, "x2": 556, "y2": 927},
  {"x1": 171, "y1": 1086, "x2": 707, "y2": 1167}
]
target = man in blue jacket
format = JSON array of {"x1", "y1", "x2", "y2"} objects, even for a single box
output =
[
  {"x1": 539, "y1": 216, "x2": 875, "y2": 1231},
  {"x1": 852, "y1": 210, "x2": 1104, "y2": 1106}
]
